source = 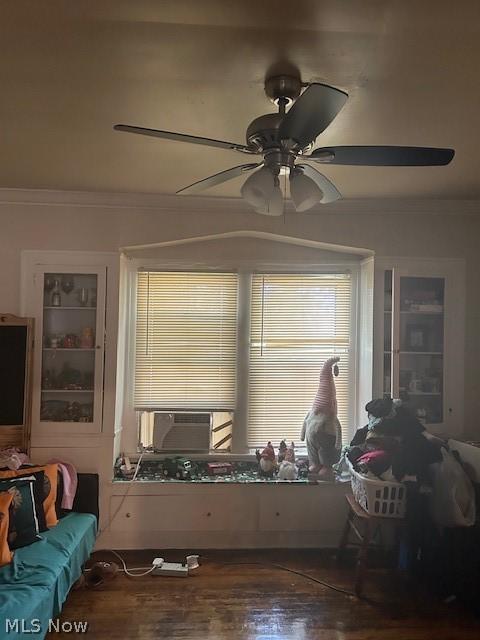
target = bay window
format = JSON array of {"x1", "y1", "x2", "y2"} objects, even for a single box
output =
[{"x1": 133, "y1": 268, "x2": 355, "y2": 453}]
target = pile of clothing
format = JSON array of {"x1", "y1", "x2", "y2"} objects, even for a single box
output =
[{"x1": 347, "y1": 397, "x2": 443, "y2": 483}]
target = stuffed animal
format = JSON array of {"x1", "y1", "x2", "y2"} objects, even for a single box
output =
[
  {"x1": 255, "y1": 441, "x2": 276, "y2": 477},
  {"x1": 277, "y1": 442, "x2": 298, "y2": 480},
  {"x1": 300, "y1": 356, "x2": 342, "y2": 480}
]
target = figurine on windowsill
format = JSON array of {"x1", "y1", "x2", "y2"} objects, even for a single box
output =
[
  {"x1": 277, "y1": 442, "x2": 298, "y2": 480},
  {"x1": 300, "y1": 356, "x2": 342, "y2": 482},
  {"x1": 278, "y1": 440, "x2": 288, "y2": 464},
  {"x1": 256, "y1": 441, "x2": 276, "y2": 477}
]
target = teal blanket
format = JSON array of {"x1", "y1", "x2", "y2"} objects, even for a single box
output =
[{"x1": 0, "y1": 512, "x2": 97, "y2": 639}]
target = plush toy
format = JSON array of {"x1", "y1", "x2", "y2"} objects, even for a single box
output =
[
  {"x1": 277, "y1": 442, "x2": 298, "y2": 480},
  {"x1": 255, "y1": 441, "x2": 276, "y2": 477},
  {"x1": 300, "y1": 356, "x2": 342, "y2": 480}
]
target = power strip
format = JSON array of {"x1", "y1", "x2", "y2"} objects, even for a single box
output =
[{"x1": 151, "y1": 558, "x2": 189, "y2": 577}]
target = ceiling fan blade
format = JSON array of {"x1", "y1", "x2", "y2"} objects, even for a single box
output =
[
  {"x1": 296, "y1": 164, "x2": 342, "y2": 204},
  {"x1": 176, "y1": 163, "x2": 261, "y2": 195},
  {"x1": 308, "y1": 145, "x2": 455, "y2": 166},
  {"x1": 279, "y1": 83, "x2": 348, "y2": 149},
  {"x1": 114, "y1": 124, "x2": 256, "y2": 154}
]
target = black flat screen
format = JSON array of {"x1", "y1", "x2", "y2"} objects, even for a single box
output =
[{"x1": 0, "y1": 325, "x2": 27, "y2": 425}]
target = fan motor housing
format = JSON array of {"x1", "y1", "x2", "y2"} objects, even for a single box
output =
[{"x1": 246, "y1": 113, "x2": 283, "y2": 153}]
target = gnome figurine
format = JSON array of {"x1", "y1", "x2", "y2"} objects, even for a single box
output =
[
  {"x1": 277, "y1": 440, "x2": 288, "y2": 464},
  {"x1": 277, "y1": 442, "x2": 298, "y2": 480},
  {"x1": 256, "y1": 441, "x2": 276, "y2": 477},
  {"x1": 300, "y1": 356, "x2": 342, "y2": 480}
]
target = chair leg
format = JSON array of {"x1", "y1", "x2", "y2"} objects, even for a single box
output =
[
  {"x1": 337, "y1": 508, "x2": 353, "y2": 564},
  {"x1": 355, "y1": 518, "x2": 371, "y2": 597}
]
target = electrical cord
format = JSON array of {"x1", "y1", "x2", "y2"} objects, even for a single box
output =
[
  {"x1": 96, "y1": 452, "x2": 144, "y2": 540},
  {"x1": 201, "y1": 558, "x2": 356, "y2": 597},
  {"x1": 106, "y1": 549, "x2": 157, "y2": 577},
  {"x1": 86, "y1": 548, "x2": 156, "y2": 578}
]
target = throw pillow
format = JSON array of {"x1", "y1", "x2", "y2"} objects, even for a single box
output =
[
  {"x1": 0, "y1": 491, "x2": 13, "y2": 566},
  {"x1": 0, "y1": 477, "x2": 41, "y2": 549},
  {"x1": 0, "y1": 464, "x2": 58, "y2": 527},
  {"x1": 27, "y1": 470, "x2": 48, "y2": 532}
]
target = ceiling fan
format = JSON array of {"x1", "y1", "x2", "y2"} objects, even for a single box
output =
[{"x1": 114, "y1": 73, "x2": 454, "y2": 215}]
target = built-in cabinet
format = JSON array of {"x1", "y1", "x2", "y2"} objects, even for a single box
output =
[
  {"x1": 32, "y1": 266, "x2": 106, "y2": 435},
  {"x1": 21, "y1": 251, "x2": 119, "y2": 444},
  {"x1": 374, "y1": 258, "x2": 465, "y2": 437}
]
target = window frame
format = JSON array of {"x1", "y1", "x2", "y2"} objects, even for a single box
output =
[{"x1": 121, "y1": 257, "x2": 360, "y2": 455}]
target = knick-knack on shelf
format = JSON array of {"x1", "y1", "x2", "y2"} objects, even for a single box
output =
[{"x1": 51, "y1": 279, "x2": 61, "y2": 307}]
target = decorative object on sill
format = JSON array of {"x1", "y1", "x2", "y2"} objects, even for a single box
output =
[
  {"x1": 300, "y1": 356, "x2": 342, "y2": 479},
  {"x1": 162, "y1": 457, "x2": 192, "y2": 480},
  {"x1": 206, "y1": 462, "x2": 233, "y2": 476},
  {"x1": 277, "y1": 441, "x2": 298, "y2": 480},
  {"x1": 113, "y1": 457, "x2": 327, "y2": 484},
  {"x1": 256, "y1": 441, "x2": 276, "y2": 477},
  {"x1": 278, "y1": 440, "x2": 288, "y2": 464}
]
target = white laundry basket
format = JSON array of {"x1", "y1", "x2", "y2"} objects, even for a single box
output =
[{"x1": 347, "y1": 459, "x2": 406, "y2": 518}]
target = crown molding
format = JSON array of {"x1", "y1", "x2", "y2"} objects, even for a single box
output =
[{"x1": 0, "y1": 187, "x2": 479, "y2": 215}]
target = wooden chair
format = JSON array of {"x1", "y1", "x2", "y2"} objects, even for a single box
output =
[{"x1": 337, "y1": 493, "x2": 404, "y2": 596}]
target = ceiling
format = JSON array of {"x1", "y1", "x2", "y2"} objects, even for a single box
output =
[{"x1": 1, "y1": 0, "x2": 480, "y2": 200}]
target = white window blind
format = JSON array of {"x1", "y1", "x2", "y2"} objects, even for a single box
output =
[
  {"x1": 134, "y1": 271, "x2": 238, "y2": 410},
  {"x1": 248, "y1": 273, "x2": 352, "y2": 448}
]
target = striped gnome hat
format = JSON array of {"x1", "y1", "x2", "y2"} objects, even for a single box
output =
[{"x1": 312, "y1": 356, "x2": 340, "y2": 416}]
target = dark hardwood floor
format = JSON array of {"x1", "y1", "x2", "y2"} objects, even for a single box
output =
[{"x1": 49, "y1": 549, "x2": 480, "y2": 639}]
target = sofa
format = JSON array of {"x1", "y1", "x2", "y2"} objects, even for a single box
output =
[{"x1": 0, "y1": 473, "x2": 98, "y2": 640}]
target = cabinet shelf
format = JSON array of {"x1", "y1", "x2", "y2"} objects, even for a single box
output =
[
  {"x1": 41, "y1": 389, "x2": 94, "y2": 393},
  {"x1": 44, "y1": 306, "x2": 96, "y2": 310},
  {"x1": 42, "y1": 348, "x2": 96, "y2": 352},
  {"x1": 384, "y1": 351, "x2": 443, "y2": 355},
  {"x1": 400, "y1": 310, "x2": 443, "y2": 315},
  {"x1": 406, "y1": 391, "x2": 442, "y2": 396},
  {"x1": 399, "y1": 351, "x2": 443, "y2": 355}
]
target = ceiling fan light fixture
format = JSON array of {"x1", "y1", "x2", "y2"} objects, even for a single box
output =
[
  {"x1": 254, "y1": 184, "x2": 284, "y2": 216},
  {"x1": 290, "y1": 169, "x2": 323, "y2": 212},
  {"x1": 240, "y1": 166, "x2": 275, "y2": 209}
]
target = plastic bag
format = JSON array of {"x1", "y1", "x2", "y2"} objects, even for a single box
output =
[{"x1": 429, "y1": 447, "x2": 476, "y2": 527}]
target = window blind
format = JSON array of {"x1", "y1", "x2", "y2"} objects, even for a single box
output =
[
  {"x1": 134, "y1": 271, "x2": 238, "y2": 410},
  {"x1": 248, "y1": 273, "x2": 352, "y2": 448}
]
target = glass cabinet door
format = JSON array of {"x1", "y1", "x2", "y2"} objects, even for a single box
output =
[
  {"x1": 397, "y1": 275, "x2": 444, "y2": 424},
  {"x1": 384, "y1": 271, "x2": 445, "y2": 425},
  {"x1": 33, "y1": 267, "x2": 105, "y2": 433}
]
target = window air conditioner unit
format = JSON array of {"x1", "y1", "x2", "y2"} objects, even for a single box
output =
[{"x1": 153, "y1": 411, "x2": 212, "y2": 452}]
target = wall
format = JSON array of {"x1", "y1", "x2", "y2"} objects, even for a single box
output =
[{"x1": 1, "y1": 191, "x2": 479, "y2": 548}]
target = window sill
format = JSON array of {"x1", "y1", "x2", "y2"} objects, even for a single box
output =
[{"x1": 111, "y1": 476, "x2": 339, "y2": 485}]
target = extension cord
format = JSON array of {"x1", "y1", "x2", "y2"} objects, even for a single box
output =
[{"x1": 151, "y1": 558, "x2": 189, "y2": 577}]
